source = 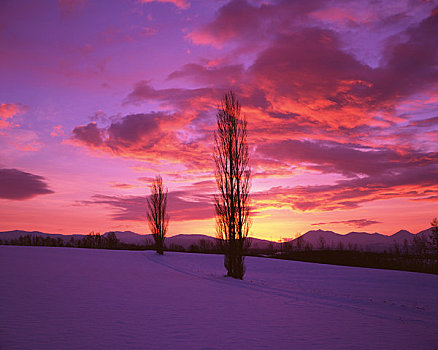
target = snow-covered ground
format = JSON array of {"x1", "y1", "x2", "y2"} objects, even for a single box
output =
[{"x1": 1, "y1": 246, "x2": 437, "y2": 349}]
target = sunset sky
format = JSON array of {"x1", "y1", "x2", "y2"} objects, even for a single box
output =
[{"x1": 1, "y1": 0, "x2": 437, "y2": 240}]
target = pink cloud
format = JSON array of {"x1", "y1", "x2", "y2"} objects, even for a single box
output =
[
  {"x1": 50, "y1": 125, "x2": 64, "y2": 137},
  {"x1": 140, "y1": 0, "x2": 190, "y2": 10},
  {"x1": 3, "y1": 129, "x2": 43, "y2": 152},
  {"x1": 0, "y1": 103, "x2": 26, "y2": 130}
]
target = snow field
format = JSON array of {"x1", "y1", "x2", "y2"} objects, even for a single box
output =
[{"x1": 0, "y1": 246, "x2": 437, "y2": 349}]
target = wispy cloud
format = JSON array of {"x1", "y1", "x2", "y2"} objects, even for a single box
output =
[
  {"x1": 311, "y1": 219, "x2": 381, "y2": 228},
  {"x1": 81, "y1": 190, "x2": 214, "y2": 221}
]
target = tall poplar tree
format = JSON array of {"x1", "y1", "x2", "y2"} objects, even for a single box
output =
[
  {"x1": 146, "y1": 176, "x2": 169, "y2": 255},
  {"x1": 214, "y1": 91, "x2": 251, "y2": 279}
]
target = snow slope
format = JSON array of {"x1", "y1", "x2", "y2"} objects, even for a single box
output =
[{"x1": 1, "y1": 246, "x2": 437, "y2": 349}]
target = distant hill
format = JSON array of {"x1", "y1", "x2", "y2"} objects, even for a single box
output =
[
  {"x1": 0, "y1": 230, "x2": 86, "y2": 241},
  {"x1": 247, "y1": 237, "x2": 279, "y2": 250},
  {"x1": 287, "y1": 229, "x2": 432, "y2": 252},
  {"x1": 103, "y1": 231, "x2": 151, "y2": 245},
  {"x1": 0, "y1": 228, "x2": 434, "y2": 252},
  {"x1": 165, "y1": 234, "x2": 217, "y2": 250},
  {"x1": 0, "y1": 230, "x2": 280, "y2": 251}
]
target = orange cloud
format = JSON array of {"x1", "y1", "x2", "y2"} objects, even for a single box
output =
[{"x1": 252, "y1": 166, "x2": 438, "y2": 213}]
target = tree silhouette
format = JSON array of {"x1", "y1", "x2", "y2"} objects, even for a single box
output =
[
  {"x1": 430, "y1": 217, "x2": 438, "y2": 258},
  {"x1": 105, "y1": 232, "x2": 120, "y2": 249},
  {"x1": 412, "y1": 233, "x2": 428, "y2": 257},
  {"x1": 214, "y1": 91, "x2": 251, "y2": 279},
  {"x1": 146, "y1": 176, "x2": 169, "y2": 255}
]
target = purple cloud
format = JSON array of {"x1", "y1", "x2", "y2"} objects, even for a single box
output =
[
  {"x1": 123, "y1": 81, "x2": 220, "y2": 111},
  {"x1": 72, "y1": 113, "x2": 167, "y2": 154},
  {"x1": 0, "y1": 168, "x2": 53, "y2": 200},
  {"x1": 71, "y1": 111, "x2": 214, "y2": 170},
  {"x1": 256, "y1": 139, "x2": 438, "y2": 177},
  {"x1": 168, "y1": 63, "x2": 244, "y2": 86},
  {"x1": 188, "y1": 0, "x2": 324, "y2": 47},
  {"x1": 409, "y1": 116, "x2": 438, "y2": 128},
  {"x1": 72, "y1": 122, "x2": 104, "y2": 147}
]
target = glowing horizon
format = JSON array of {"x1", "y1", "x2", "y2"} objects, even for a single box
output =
[{"x1": 1, "y1": 0, "x2": 437, "y2": 241}]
